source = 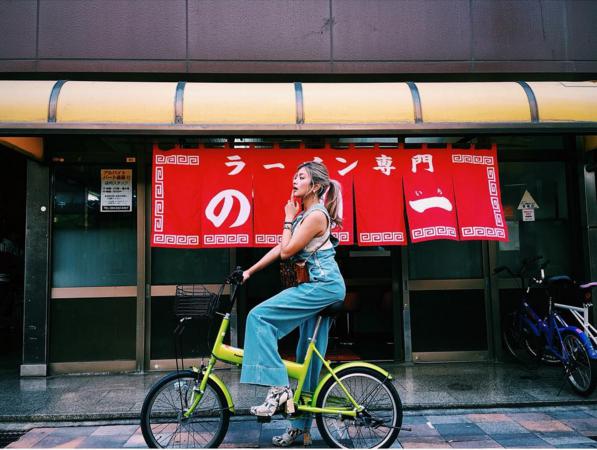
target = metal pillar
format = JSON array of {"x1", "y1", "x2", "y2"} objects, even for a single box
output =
[
  {"x1": 401, "y1": 247, "x2": 413, "y2": 363},
  {"x1": 21, "y1": 160, "x2": 51, "y2": 377},
  {"x1": 136, "y1": 150, "x2": 147, "y2": 372},
  {"x1": 577, "y1": 138, "x2": 597, "y2": 324}
]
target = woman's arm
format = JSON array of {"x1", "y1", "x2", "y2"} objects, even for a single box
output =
[{"x1": 280, "y1": 211, "x2": 327, "y2": 260}]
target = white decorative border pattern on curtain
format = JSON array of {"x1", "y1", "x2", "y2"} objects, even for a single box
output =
[{"x1": 152, "y1": 154, "x2": 200, "y2": 246}]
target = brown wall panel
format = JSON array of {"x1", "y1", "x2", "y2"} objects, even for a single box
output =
[
  {"x1": 574, "y1": 61, "x2": 597, "y2": 73},
  {"x1": 0, "y1": 61, "x2": 38, "y2": 72},
  {"x1": 331, "y1": 61, "x2": 473, "y2": 74},
  {"x1": 332, "y1": 0, "x2": 471, "y2": 61},
  {"x1": 38, "y1": 0, "x2": 186, "y2": 59},
  {"x1": 188, "y1": 0, "x2": 331, "y2": 60},
  {"x1": 566, "y1": 0, "x2": 597, "y2": 60},
  {"x1": 472, "y1": 0, "x2": 566, "y2": 60},
  {"x1": 0, "y1": 0, "x2": 37, "y2": 58},
  {"x1": 472, "y1": 61, "x2": 575, "y2": 73},
  {"x1": 187, "y1": 60, "x2": 332, "y2": 74},
  {"x1": 0, "y1": 0, "x2": 595, "y2": 75},
  {"x1": 36, "y1": 59, "x2": 188, "y2": 73}
]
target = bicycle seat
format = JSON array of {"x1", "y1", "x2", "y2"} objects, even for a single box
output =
[
  {"x1": 319, "y1": 301, "x2": 345, "y2": 317},
  {"x1": 546, "y1": 275, "x2": 573, "y2": 286}
]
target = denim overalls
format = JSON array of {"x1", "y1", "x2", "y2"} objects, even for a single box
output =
[{"x1": 240, "y1": 204, "x2": 346, "y2": 430}]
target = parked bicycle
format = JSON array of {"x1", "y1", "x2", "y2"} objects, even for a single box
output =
[
  {"x1": 498, "y1": 257, "x2": 597, "y2": 396},
  {"x1": 140, "y1": 267, "x2": 403, "y2": 448}
]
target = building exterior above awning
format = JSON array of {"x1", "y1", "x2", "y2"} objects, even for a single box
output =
[{"x1": 0, "y1": 80, "x2": 596, "y2": 135}]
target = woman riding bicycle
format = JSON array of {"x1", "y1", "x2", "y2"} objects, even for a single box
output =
[{"x1": 240, "y1": 160, "x2": 346, "y2": 447}]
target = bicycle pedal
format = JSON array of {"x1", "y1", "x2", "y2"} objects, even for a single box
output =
[
  {"x1": 303, "y1": 432, "x2": 312, "y2": 447},
  {"x1": 256, "y1": 416, "x2": 272, "y2": 423}
]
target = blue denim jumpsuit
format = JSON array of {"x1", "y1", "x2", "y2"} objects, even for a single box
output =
[{"x1": 240, "y1": 203, "x2": 346, "y2": 430}]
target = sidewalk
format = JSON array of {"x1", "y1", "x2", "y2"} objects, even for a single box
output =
[
  {"x1": 1, "y1": 362, "x2": 596, "y2": 423},
  {"x1": 5, "y1": 406, "x2": 597, "y2": 448}
]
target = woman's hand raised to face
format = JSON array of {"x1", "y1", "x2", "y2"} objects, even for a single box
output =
[{"x1": 284, "y1": 190, "x2": 299, "y2": 222}]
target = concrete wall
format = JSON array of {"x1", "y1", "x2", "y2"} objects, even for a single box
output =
[{"x1": 0, "y1": 0, "x2": 595, "y2": 75}]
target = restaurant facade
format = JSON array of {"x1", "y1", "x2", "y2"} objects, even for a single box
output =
[{"x1": 0, "y1": 1, "x2": 596, "y2": 376}]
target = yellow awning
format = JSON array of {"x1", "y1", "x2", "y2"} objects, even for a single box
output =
[{"x1": 0, "y1": 80, "x2": 595, "y2": 135}]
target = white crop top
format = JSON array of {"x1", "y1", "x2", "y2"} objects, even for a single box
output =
[{"x1": 294, "y1": 204, "x2": 334, "y2": 252}]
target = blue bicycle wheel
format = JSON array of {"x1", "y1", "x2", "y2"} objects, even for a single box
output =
[{"x1": 562, "y1": 333, "x2": 597, "y2": 396}]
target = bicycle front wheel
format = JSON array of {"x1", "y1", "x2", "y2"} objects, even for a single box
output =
[
  {"x1": 315, "y1": 367, "x2": 402, "y2": 449},
  {"x1": 502, "y1": 312, "x2": 539, "y2": 365},
  {"x1": 563, "y1": 333, "x2": 597, "y2": 397},
  {"x1": 141, "y1": 370, "x2": 230, "y2": 448}
]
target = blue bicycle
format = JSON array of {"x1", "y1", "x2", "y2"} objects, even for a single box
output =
[{"x1": 498, "y1": 257, "x2": 597, "y2": 396}]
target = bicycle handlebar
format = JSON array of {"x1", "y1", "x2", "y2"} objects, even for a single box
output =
[
  {"x1": 493, "y1": 256, "x2": 547, "y2": 291},
  {"x1": 493, "y1": 256, "x2": 545, "y2": 277},
  {"x1": 227, "y1": 266, "x2": 244, "y2": 285}
]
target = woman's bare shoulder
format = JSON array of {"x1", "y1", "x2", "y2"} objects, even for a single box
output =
[{"x1": 302, "y1": 209, "x2": 327, "y2": 228}]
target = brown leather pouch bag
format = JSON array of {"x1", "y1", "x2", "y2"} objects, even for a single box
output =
[
  {"x1": 279, "y1": 230, "x2": 330, "y2": 289},
  {"x1": 294, "y1": 261, "x2": 309, "y2": 284},
  {"x1": 280, "y1": 260, "x2": 308, "y2": 288}
]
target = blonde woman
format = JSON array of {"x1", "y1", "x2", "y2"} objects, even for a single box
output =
[{"x1": 240, "y1": 161, "x2": 346, "y2": 446}]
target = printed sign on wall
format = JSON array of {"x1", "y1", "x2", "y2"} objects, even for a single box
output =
[{"x1": 101, "y1": 169, "x2": 132, "y2": 212}]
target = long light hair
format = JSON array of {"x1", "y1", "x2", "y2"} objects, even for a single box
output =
[{"x1": 296, "y1": 161, "x2": 343, "y2": 227}]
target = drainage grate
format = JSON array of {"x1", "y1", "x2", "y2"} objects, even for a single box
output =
[{"x1": 0, "y1": 431, "x2": 25, "y2": 448}]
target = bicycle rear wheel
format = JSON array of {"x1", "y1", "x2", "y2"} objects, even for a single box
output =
[
  {"x1": 141, "y1": 370, "x2": 230, "y2": 448},
  {"x1": 563, "y1": 333, "x2": 597, "y2": 397},
  {"x1": 315, "y1": 367, "x2": 402, "y2": 448}
]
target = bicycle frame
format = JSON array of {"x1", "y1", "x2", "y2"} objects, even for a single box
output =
[
  {"x1": 181, "y1": 282, "x2": 366, "y2": 420},
  {"x1": 554, "y1": 302, "x2": 597, "y2": 348},
  {"x1": 547, "y1": 308, "x2": 597, "y2": 361},
  {"x1": 518, "y1": 299, "x2": 597, "y2": 362}
]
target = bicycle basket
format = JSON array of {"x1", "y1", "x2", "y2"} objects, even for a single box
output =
[{"x1": 174, "y1": 285, "x2": 219, "y2": 319}]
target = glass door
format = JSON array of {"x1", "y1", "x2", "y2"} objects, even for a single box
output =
[
  {"x1": 495, "y1": 160, "x2": 576, "y2": 359},
  {"x1": 404, "y1": 240, "x2": 491, "y2": 362}
]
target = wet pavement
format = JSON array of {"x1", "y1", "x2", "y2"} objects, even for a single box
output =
[
  {"x1": 3, "y1": 361, "x2": 597, "y2": 447},
  {"x1": 5, "y1": 405, "x2": 597, "y2": 448},
  {"x1": 1, "y1": 362, "x2": 596, "y2": 422}
]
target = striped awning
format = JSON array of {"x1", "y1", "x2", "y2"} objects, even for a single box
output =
[{"x1": 0, "y1": 80, "x2": 596, "y2": 137}]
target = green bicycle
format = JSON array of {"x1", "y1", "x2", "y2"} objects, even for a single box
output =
[{"x1": 140, "y1": 268, "x2": 403, "y2": 448}]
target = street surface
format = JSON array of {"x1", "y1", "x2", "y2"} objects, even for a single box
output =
[{"x1": 5, "y1": 405, "x2": 597, "y2": 448}]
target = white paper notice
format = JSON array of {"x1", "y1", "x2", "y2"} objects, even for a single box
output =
[
  {"x1": 522, "y1": 208, "x2": 535, "y2": 222},
  {"x1": 101, "y1": 169, "x2": 132, "y2": 212}
]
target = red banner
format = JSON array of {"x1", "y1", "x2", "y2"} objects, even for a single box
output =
[
  {"x1": 451, "y1": 146, "x2": 508, "y2": 241},
  {"x1": 151, "y1": 146, "x2": 202, "y2": 248},
  {"x1": 301, "y1": 148, "x2": 357, "y2": 245},
  {"x1": 402, "y1": 149, "x2": 459, "y2": 243},
  {"x1": 151, "y1": 145, "x2": 509, "y2": 248},
  {"x1": 354, "y1": 148, "x2": 407, "y2": 246},
  {"x1": 199, "y1": 149, "x2": 254, "y2": 247},
  {"x1": 253, "y1": 149, "x2": 304, "y2": 247}
]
